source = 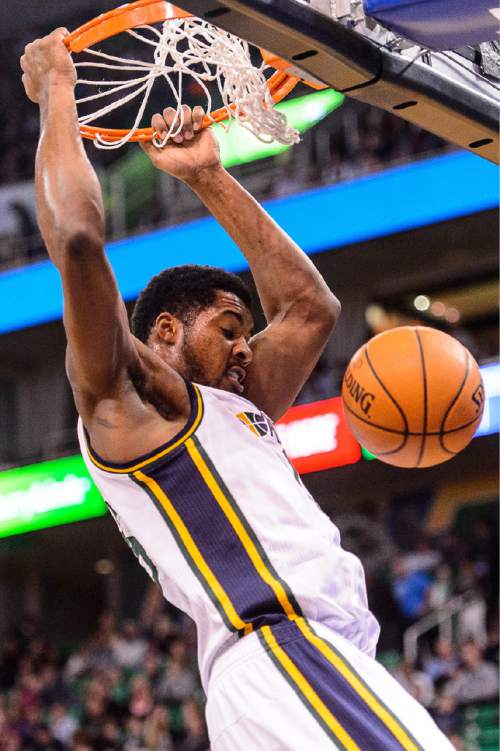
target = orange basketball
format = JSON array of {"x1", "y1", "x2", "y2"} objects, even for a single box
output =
[{"x1": 341, "y1": 326, "x2": 485, "y2": 468}]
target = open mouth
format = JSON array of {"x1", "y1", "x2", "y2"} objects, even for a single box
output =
[{"x1": 226, "y1": 366, "x2": 246, "y2": 394}]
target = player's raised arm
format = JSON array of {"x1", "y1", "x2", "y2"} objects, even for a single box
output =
[
  {"x1": 20, "y1": 29, "x2": 143, "y2": 420},
  {"x1": 142, "y1": 107, "x2": 340, "y2": 420}
]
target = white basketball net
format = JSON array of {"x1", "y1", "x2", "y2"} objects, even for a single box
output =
[{"x1": 74, "y1": 18, "x2": 300, "y2": 149}]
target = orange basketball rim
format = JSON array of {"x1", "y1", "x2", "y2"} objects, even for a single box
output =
[{"x1": 64, "y1": 0, "x2": 302, "y2": 143}]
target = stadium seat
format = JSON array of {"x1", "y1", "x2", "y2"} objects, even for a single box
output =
[{"x1": 462, "y1": 702, "x2": 499, "y2": 751}]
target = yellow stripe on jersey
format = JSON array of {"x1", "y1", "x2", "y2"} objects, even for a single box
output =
[
  {"x1": 186, "y1": 437, "x2": 298, "y2": 622},
  {"x1": 85, "y1": 385, "x2": 204, "y2": 474},
  {"x1": 187, "y1": 436, "x2": 421, "y2": 751},
  {"x1": 295, "y1": 619, "x2": 422, "y2": 751},
  {"x1": 134, "y1": 469, "x2": 252, "y2": 636},
  {"x1": 261, "y1": 626, "x2": 361, "y2": 751}
]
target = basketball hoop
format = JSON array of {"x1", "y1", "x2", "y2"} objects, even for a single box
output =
[{"x1": 64, "y1": 0, "x2": 306, "y2": 149}]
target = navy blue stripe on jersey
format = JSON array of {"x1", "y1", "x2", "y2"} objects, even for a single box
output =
[
  {"x1": 268, "y1": 621, "x2": 418, "y2": 751},
  {"x1": 143, "y1": 444, "x2": 292, "y2": 630},
  {"x1": 189, "y1": 435, "x2": 303, "y2": 620}
]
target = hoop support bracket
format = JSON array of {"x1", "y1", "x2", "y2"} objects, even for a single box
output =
[{"x1": 173, "y1": 0, "x2": 499, "y2": 164}]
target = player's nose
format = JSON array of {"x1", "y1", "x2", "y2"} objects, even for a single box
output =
[{"x1": 233, "y1": 337, "x2": 253, "y2": 367}]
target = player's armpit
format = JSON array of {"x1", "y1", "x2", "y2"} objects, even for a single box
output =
[{"x1": 244, "y1": 296, "x2": 340, "y2": 422}]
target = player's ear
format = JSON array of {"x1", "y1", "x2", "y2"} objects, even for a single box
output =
[{"x1": 154, "y1": 312, "x2": 183, "y2": 346}]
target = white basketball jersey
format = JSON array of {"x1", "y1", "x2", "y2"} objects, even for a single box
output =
[{"x1": 77, "y1": 381, "x2": 379, "y2": 688}]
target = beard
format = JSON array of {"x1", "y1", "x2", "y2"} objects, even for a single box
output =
[{"x1": 181, "y1": 336, "x2": 225, "y2": 389}]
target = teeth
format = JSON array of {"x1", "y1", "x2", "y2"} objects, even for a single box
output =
[{"x1": 228, "y1": 369, "x2": 243, "y2": 383}]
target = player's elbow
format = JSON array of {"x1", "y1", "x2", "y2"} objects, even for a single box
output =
[
  {"x1": 307, "y1": 289, "x2": 341, "y2": 331},
  {"x1": 324, "y1": 293, "x2": 341, "y2": 326},
  {"x1": 62, "y1": 227, "x2": 105, "y2": 264},
  {"x1": 287, "y1": 289, "x2": 340, "y2": 338}
]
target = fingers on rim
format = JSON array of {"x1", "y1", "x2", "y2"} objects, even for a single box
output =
[
  {"x1": 153, "y1": 105, "x2": 205, "y2": 139},
  {"x1": 160, "y1": 106, "x2": 178, "y2": 129},
  {"x1": 181, "y1": 105, "x2": 194, "y2": 138},
  {"x1": 192, "y1": 106, "x2": 205, "y2": 131},
  {"x1": 152, "y1": 112, "x2": 167, "y2": 133}
]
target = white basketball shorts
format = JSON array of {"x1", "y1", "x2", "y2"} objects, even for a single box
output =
[{"x1": 205, "y1": 619, "x2": 455, "y2": 750}]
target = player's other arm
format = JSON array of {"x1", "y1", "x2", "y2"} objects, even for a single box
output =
[
  {"x1": 197, "y1": 169, "x2": 340, "y2": 419},
  {"x1": 21, "y1": 31, "x2": 187, "y2": 425},
  {"x1": 143, "y1": 108, "x2": 340, "y2": 420}
]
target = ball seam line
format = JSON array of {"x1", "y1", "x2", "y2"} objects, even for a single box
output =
[
  {"x1": 364, "y1": 344, "x2": 408, "y2": 454},
  {"x1": 414, "y1": 329, "x2": 428, "y2": 468},
  {"x1": 438, "y1": 349, "x2": 470, "y2": 455}
]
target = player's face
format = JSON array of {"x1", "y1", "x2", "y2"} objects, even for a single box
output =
[{"x1": 181, "y1": 291, "x2": 254, "y2": 394}]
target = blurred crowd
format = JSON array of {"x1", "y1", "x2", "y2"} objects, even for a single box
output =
[
  {"x1": 393, "y1": 638, "x2": 498, "y2": 751},
  {"x1": 0, "y1": 611, "x2": 208, "y2": 751},
  {"x1": 375, "y1": 516, "x2": 499, "y2": 750},
  {"x1": 0, "y1": 513, "x2": 497, "y2": 751}
]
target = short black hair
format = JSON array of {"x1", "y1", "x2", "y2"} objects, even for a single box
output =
[{"x1": 131, "y1": 264, "x2": 252, "y2": 343}]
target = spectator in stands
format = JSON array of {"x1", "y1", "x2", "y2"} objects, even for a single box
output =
[
  {"x1": 445, "y1": 641, "x2": 499, "y2": 705},
  {"x1": 38, "y1": 665, "x2": 68, "y2": 707},
  {"x1": 400, "y1": 536, "x2": 442, "y2": 575},
  {"x1": 93, "y1": 716, "x2": 121, "y2": 751},
  {"x1": 391, "y1": 556, "x2": 433, "y2": 621},
  {"x1": 157, "y1": 640, "x2": 197, "y2": 705},
  {"x1": 70, "y1": 729, "x2": 93, "y2": 751},
  {"x1": 123, "y1": 715, "x2": 145, "y2": 750},
  {"x1": 48, "y1": 703, "x2": 78, "y2": 747},
  {"x1": 393, "y1": 660, "x2": 435, "y2": 708},
  {"x1": 142, "y1": 705, "x2": 174, "y2": 750},
  {"x1": 431, "y1": 693, "x2": 462, "y2": 737},
  {"x1": 25, "y1": 722, "x2": 64, "y2": 751},
  {"x1": 113, "y1": 619, "x2": 147, "y2": 670},
  {"x1": 424, "y1": 638, "x2": 459, "y2": 683},
  {"x1": 128, "y1": 674, "x2": 154, "y2": 719},
  {"x1": 63, "y1": 642, "x2": 92, "y2": 683},
  {"x1": 179, "y1": 700, "x2": 209, "y2": 751},
  {"x1": 149, "y1": 614, "x2": 177, "y2": 654}
]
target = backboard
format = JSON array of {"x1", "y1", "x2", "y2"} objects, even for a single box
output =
[{"x1": 174, "y1": 0, "x2": 499, "y2": 164}]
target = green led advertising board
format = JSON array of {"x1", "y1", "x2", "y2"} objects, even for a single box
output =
[
  {"x1": 0, "y1": 455, "x2": 107, "y2": 539},
  {"x1": 214, "y1": 89, "x2": 345, "y2": 168}
]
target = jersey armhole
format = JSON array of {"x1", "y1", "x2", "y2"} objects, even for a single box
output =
[{"x1": 81, "y1": 381, "x2": 204, "y2": 474}]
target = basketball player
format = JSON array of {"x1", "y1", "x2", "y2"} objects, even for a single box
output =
[{"x1": 21, "y1": 29, "x2": 454, "y2": 751}]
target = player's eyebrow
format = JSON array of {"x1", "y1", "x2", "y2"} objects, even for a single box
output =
[{"x1": 220, "y1": 309, "x2": 254, "y2": 336}]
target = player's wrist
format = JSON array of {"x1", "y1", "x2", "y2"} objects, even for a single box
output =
[
  {"x1": 38, "y1": 71, "x2": 76, "y2": 108},
  {"x1": 47, "y1": 69, "x2": 77, "y2": 90},
  {"x1": 183, "y1": 162, "x2": 226, "y2": 191}
]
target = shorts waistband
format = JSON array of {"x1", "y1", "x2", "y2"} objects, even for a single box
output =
[{"x1": 208, "y1": 620, "x2": 316, "y2": 690}]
